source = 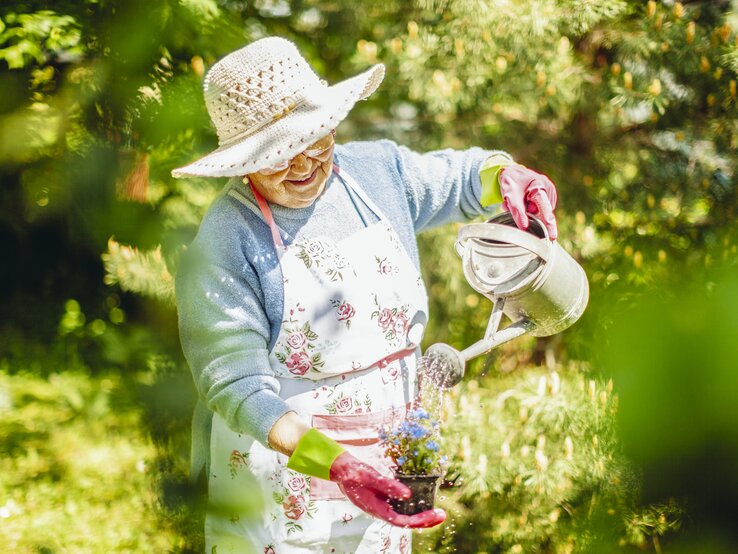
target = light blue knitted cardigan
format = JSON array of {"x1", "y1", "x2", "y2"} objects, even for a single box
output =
[{"x1": 175, "y1": 139, "x2": 507, "y2": 479}]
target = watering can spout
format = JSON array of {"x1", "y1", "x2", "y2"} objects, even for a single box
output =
[{"x1": 423, "y1": 317, "x2": 534, "y2": 389}]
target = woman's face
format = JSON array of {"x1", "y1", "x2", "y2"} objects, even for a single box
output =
[{"x1": 247, "y1": 132, "x2": 335, "y2": 209}]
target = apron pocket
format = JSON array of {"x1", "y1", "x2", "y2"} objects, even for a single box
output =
[{"x1": 309, "y1": 405, "x2": 408, "y2": 501}]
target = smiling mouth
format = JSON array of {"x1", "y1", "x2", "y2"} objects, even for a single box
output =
[{"x1": 287, "y1": 167, "x2": 319, "y2": 187}]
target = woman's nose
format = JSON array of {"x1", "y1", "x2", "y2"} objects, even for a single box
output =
[{"x1": 290, "y1": 152, "x2": 311, "y2": 174}]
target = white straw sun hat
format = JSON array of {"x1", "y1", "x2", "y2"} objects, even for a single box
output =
[{"x1": 171, "y1": 37, "x2": 385, "y2": 178}]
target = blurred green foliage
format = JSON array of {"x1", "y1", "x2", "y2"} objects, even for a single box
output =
[
  {"x1": 1, "y1": 0, "x2": 737, "y2": 552},
  {"x1": 602, "y1": 257, "x2": 738, "y2": 553}
]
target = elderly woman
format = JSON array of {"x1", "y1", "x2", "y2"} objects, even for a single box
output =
[{"x1": 173, "y1": 37, "x2": 558, "y2": 553}]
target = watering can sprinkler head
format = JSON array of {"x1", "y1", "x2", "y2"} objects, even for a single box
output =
[
  {"x1": 423, "y1": 212, "x2": 589, "y2": 389},
  {"x1": 423, "y1": 343, "x2": 466, "y2": 389}
]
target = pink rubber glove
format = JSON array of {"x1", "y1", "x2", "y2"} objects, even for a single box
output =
[
  {"x1": 329, "y1": 451, "x2": 447, "y2": 528},
  {"x1": 499, "y1": 165, "x2": 559, "y2": 240}
]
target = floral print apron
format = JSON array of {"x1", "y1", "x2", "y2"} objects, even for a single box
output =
[{"x1": 206, "y1": 167, "x2": 429, "y2": 554}]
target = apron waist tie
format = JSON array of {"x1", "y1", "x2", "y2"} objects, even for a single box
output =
[{"x1": 367, "y1": 344, "x2": 418, "y2": 369}]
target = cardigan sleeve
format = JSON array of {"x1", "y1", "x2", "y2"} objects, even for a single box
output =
[
  {"x1": 376, "y1": 139, "x2": 508, "y2": 233},
  {"x1": 175, "y1": 211, "x2": 292, "y2": 447},
  {"x1": 341, "y1": 140, "x2": 510, "y2": 234}
]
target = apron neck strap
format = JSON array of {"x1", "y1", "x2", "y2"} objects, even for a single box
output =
[
  {"x1": 331, "y1": 165, "x2": 387, "y2": 222},
  {"x1": 248, "y1": 180, "x2": 286, "y2": 251}
]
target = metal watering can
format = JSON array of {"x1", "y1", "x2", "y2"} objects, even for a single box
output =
[{"x1": 424, "y1": 211, "x2": 589, "y2": 388}]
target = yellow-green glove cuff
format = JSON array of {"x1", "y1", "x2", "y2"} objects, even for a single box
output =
[
  {"x1": 479, "y1": 154, "x2": 516, "y2": 206},
  {"x1": 287, "y1": 428, "x2": 345, "y2": 480}
]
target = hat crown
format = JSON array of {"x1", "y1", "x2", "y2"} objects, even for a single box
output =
[{"x1": 203, "y1": 37, "x2": 323, "y2": 147}]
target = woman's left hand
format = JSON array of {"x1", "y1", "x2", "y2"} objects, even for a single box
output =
[
  {"x1": 499, "y1": 165, "x2": 558, "y2": 240},
  {"x1": 330, "y1": 452, "x2": 447, "y2": 528}
]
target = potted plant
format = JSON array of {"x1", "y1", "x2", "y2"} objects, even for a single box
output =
[{"x1": 379, "y1": 406, "x2": 448, "y2": 515}]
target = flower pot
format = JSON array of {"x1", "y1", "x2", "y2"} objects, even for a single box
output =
[{"x1": 390, "y1": 473, "x2": 442, "y2": 515}]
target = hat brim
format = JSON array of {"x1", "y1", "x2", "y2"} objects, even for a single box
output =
[{"x1": 171, "y1": 64, "x2": 385, "y2": 178}]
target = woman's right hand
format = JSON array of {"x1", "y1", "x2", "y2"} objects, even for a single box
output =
[
  {"x1": 329, "y1": 451, "x2": 447, "y2": 528},
  {"x1": 499, "y1": 164, "x2": 558, "y2": 239}
]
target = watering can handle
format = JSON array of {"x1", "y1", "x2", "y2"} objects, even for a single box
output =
[{"x1": 457, "y1": 223, "x2": 551, "y2": 262}]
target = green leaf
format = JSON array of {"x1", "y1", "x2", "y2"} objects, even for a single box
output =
[
  {"x1": 180, "y1": 0, "x2": 221, "y2": 21},
  {"x1": 298, "y1": 251, "x2": 312, "y2": 268}
]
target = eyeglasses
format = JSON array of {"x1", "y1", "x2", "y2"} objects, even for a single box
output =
[{"x1": 258, "y1": 130, "x2": 336, "y2": 175}]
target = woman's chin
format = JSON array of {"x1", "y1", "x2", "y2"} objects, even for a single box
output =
[{"x1": 283, "y1": 180, "x2": 328, "y2": 208}]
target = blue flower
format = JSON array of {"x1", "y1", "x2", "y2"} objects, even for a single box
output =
[
  {"x1": 393, "y1": 438, "x2": 400, "y2": 445},
  {"x1": 413, "y1": 450, "x2": 419, "y2": 456},
  {"x1": 410, "y1": 408, "x2": 429, "y2": 420},
  {"x1": 425, "y1": 440, "x2": 439, "y2": 452},
  {"x1": 397, "y1": 456, "x2": 406, "y2": 466},
  {"x1": 408, "y1": 423, "x2": 429, "y2": 440},
  {"x1": 440, "y1": 455, "x2": 448, "y2": 465}
]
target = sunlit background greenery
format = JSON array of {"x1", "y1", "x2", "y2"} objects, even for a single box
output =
[{"x1": 1, "y1": 0, "x2": 737, "y2": 552}]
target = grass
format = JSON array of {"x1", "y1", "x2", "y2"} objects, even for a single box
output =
[{"x1": 0, "y1": 366, "x2": 180, "y2": 553}]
